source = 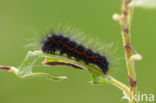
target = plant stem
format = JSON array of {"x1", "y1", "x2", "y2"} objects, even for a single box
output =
[
  {"x1": 120, "y1": 0, "x2": 138, "y2": 103},
  {"x1": 108, "y1": 75, "x2": 130, "y2": 97}
]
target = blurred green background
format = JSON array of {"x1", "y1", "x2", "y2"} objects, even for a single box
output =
[{"x1": 0, "y1": 0, "x2": 156, "y2": 103}]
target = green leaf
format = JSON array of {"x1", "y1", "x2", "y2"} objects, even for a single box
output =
[
  {"x1": 90, "y1": 72, "x2": 111, "y2": 84},
  {"x1": 42, "y1": 52, "x2": 103, "y2": 74},
  {"x1": 1, "y1": 51, "x2": 125, "y2": 94},
  {"x1": 42, "y1": 52, "x2": 112, "y2": 84},
  {"x1": 17, "y1": 51, "x2": 67, "y2": 80},
  {"x1": 42, "y1": 57, "x2": 86, "y2": 70},
  {"x1": 129, "y1": 0, "x2": 156, "y2": 8},
  {"x1": 3, "y1": 50, "x2": 112, "y2": 84}
]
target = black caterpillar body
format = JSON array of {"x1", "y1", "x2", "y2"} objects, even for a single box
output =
[{"x1": 41, "y1": 33, "x2": 109, "y2": 74}]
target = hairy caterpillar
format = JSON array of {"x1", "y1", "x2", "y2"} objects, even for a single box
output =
[{"x1": 41, "y1": 32, "x2": 109, "y2": 74}]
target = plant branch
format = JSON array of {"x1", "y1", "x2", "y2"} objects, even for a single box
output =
[
  {"x1": 119, "y1": 0, "x2": 138, "y2": 103},
  {"x1": 43, "y1": 53, "x2": 130, "y2": 96},
  {"x1": 0, "y1": 50, "x2": 130, "y2": 98},
  {"x1": 0, "y1": 65, "x2": 19, "y2": 74},
  {"x1": 107, "y1": 75, "x2": 130, "y2": 97},
  {"x1": 0, "y1": 64, "x2": 130, "y2": 98},
  {"x1": 113, "y1": 0, "x2": 141, "y2": 102}
]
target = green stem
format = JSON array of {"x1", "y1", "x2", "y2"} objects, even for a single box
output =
[
  {"x1": 108, "y1": 75, "x2": 130, "y2": 98},
  {"x1": 120, "y1": 0, "x2": 138, "y2": 103}
]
